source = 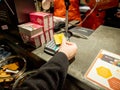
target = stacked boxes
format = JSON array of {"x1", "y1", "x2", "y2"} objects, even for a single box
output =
[
  {"x1": 18, "y1": 22, "x2": 45, "y2": 48},
  {"x1": 30, "y1": 12, "x2": 54, "y2": 43},
  {"x1": 18, "y1": 12, "x2": 54, "y2": 48}
]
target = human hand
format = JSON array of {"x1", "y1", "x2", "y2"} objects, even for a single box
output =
[{"x1": 58, "y1": 38, "x2": 78, "y2": 60}]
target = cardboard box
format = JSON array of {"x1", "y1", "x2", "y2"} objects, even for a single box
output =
[
  {"x1": 48, "y1": 14, "x2": 54, "y2": 29},
  {"x1": 20, "y1": 32, "x2": 46, "y2": 48},
  {"x1": 29, "y1": 12, "x2": 54, "y2": 31},
  {"x1": 49, "y1": 28, "x2": 54, "y2": 40},
  {"x1": 18, "y1": 22, "x2": 43, "y2": 36},
  {"x1": 44, "y1": 28, "x2": 54, "y2": 43},
  {"x1": 19, "y1": 27, "x2": 54, "y2": 48}
]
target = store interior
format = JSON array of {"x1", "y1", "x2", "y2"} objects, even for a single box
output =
[{"x1": 0, "y1": 0, "x2": 120, "y2": 90}]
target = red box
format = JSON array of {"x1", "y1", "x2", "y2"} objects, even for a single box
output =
[{"x1": 30, "y1": 12, "x2": 54, "y2": 31}]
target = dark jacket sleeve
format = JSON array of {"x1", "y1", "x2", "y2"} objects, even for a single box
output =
[{"x1": 14, "y1": 52, "x2": 69, "y2": 90}]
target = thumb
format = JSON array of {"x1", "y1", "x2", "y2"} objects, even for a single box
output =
[{"x1": 61, "y1": 38, "x2": 66, "y2": 45}]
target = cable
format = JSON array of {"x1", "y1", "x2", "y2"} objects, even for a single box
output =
[
  {"x1": 78, "y1": 1, "x2": 98, "y2": 26},
  {"x1": 68, "y1": 1, "x2": 98, "y2": 27},
  {"x1": 4, "y1": 0, "x2": 15, "y2": 15}
]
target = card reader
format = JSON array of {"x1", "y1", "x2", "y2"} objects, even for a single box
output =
[{"x1": 44, "y1": 39, "x2": 59, "y2": 55}]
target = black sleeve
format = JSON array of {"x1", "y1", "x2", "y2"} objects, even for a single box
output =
[{"x1": 14, "y1": 52, "x2": 69, "y2": 90}]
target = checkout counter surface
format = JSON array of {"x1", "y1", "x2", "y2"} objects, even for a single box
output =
[{"x1": 32, "y1": 25, "x2": 120, "y2": 90}]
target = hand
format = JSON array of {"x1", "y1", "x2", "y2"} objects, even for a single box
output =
[{"x1": 59, "y1": 38, "x2": 78, "y2": 60}]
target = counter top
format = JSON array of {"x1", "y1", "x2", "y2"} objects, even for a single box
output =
[{"x1": 32, "y1": 25, "x2": 120, "y2": 89}]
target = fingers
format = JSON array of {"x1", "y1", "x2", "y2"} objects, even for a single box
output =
[
  {"x1": 61, "y1": 37, "x2": 71, "y2": 46},
  {"x1": 58, "y1": 38, "x2": 78, "y2": 60},
  {"x1": 62, "y1": 38, "x2": 66, "y2": 44},
  {"x1": 62, "y1": 38, "x2": 72, "y2": 45}
]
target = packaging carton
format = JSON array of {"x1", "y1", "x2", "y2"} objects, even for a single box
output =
[
  {"x1": 30, "y1": 12, "x2": 54, "y2": 31},
  {"x1": 20, "y1": 32, "x2": 46, "y2": 48},
  {"x1": 18, "y1": 22, "x2": 43, "y2": 36}
]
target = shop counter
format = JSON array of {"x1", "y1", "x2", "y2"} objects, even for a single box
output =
[{"x1": 32, "y1": 25, "x2": 120, "y2": 89}]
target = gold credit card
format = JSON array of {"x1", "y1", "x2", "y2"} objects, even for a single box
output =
[{"x1": 53, "y1": 33, "x2": 64, "y2": 45}]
